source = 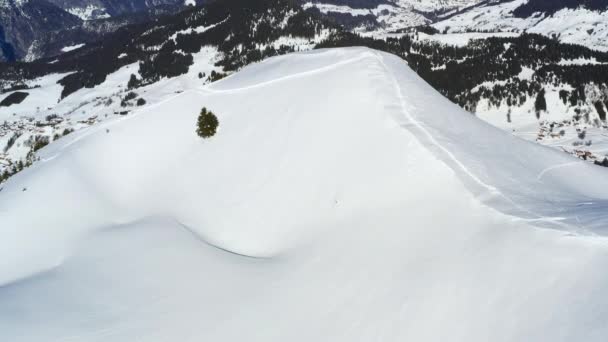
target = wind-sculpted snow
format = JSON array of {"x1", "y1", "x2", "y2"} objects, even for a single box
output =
[{"x1": 2, "y1": 48, "x2": 608, "y2": 341}]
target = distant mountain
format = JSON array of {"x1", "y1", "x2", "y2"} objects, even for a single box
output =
[
  {"x1": 0, "y1": 0, "x2": 194, "y2": 61},
  {"x1": 0, "y1": 0, "x2": 82, "y2": 61},
  {"x1": 45, "y1": 0, "x2": 195, "y2": 20}
]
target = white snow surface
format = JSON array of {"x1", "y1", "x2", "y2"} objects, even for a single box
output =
[
  {"x1": 2, "y1": 47, "x2": 608, "y2": 341},
  {"x1": 61, "y1": 43, "x2": 85, "y2": 52}
]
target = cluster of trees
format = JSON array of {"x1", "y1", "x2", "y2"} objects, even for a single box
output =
[
  {"x1": 305, "y1": 7, "x2": 378, "y2": 31},
  {"x1": 595, "y1": 158, "x2": 608, "y2": 167},
  {"x1": 207, "y1": 70, "x2": 228, "y2": 82},
  {"x1": 30, "y1": 135, "x2": 50, "y2": 152},
  {"x1": 1, "y1": 126, "x2": 74, "y2": 184},
  {"x1": 139, "y1": 41, "x2": 193, "y2": 83},
  {"x1": 3, "y1": 132, "x2": 21, "y2": 153},
  {"x1": 0, "y1": 157, "x2": 32, "y2": 184},
  {"x1": 320, "y1": 31, "x2": 608, "y2": 122},
  {"x1": 0, "y1": 144, "x2": 39, "y2": 184},
  {"x1": 120, "y1": 91, "x2": 138, "y2": 107},
  {"x1": 0, "y1": 91, "x2": 28, "y2": 107},
  {"x1": 316, "y1": 31, "x2": 410, "y2": 58},
  {"x1": 468, "y1": 80, "x2": 542, "y2": 112},
  {"x1": 513, "y1": 0, "x2": 608, "y2": 17},
  {"x1": 411, "y1": 34, "x2": 608, "y2": 112},
  {"x1": 172, "y1": 0, "x2": 329, "y2": 72}
]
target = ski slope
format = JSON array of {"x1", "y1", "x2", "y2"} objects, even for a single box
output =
[{"x1": 1, "y1": 47, "x2": 608, "y2": 341}]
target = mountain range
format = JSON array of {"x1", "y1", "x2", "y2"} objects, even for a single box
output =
[
  {"x1": 3, "y1": 0, "x2": 608, "y2": 61},
  {"x1": 45, "y1": 0, "x2": 196, "y2": 19},
  {"x1": 0, "y1": 0, "x2": 197, "y2": 61}
]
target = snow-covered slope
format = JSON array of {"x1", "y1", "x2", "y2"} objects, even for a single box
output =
[{"x1": 2, "y1": 47, "x2": 608, "y2": 341}]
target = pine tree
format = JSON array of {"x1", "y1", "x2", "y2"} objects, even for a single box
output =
[
  {"x1": 535, "y1": 89, "x2": 547, "y2": 118},
  {"x1": 127, "y1": 74, "x2": 139, "y2": 89},
  {"x1": 196, "y1": 107, "x2": 219, "y2": 138}
]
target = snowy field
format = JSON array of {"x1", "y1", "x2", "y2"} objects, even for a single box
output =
[{"x1": 1, "y1": 48, "x2": 608, "y2": 341}]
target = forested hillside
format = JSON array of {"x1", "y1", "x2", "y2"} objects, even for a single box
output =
[{"x1": 513, "y1": 0, "x2": 608, "y2": 17}]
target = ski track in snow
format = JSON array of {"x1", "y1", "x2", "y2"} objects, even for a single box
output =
[
  {"x1": 374, "y1": 52, "x2": 500, "y2": 196},
  {"x1": 375, "y1": 51, "x2": 580, "y2": 232},
  {"x1": 536, "y1": 161, "x2": 586, "y2": 181},
  {"x1": 198, "y1": 53, "x2": 376, "y2": 95}
]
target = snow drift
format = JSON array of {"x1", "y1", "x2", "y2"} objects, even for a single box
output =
[{"x1": 1, "y1": 47, "x2": 608, "y2": 341}]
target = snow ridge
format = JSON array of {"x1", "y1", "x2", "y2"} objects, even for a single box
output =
[{"x1": 2, "y1": 48, "x2": 608, "y2": 341}]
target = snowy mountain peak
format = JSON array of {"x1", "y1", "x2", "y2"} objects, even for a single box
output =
[{"x1": 2, "y1": 48, "x2": 608, "y2": 341}]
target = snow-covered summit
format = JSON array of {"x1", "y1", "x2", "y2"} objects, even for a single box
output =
[{"x1": 2, "y1": 47, "x2": 608, "y2": 341}]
